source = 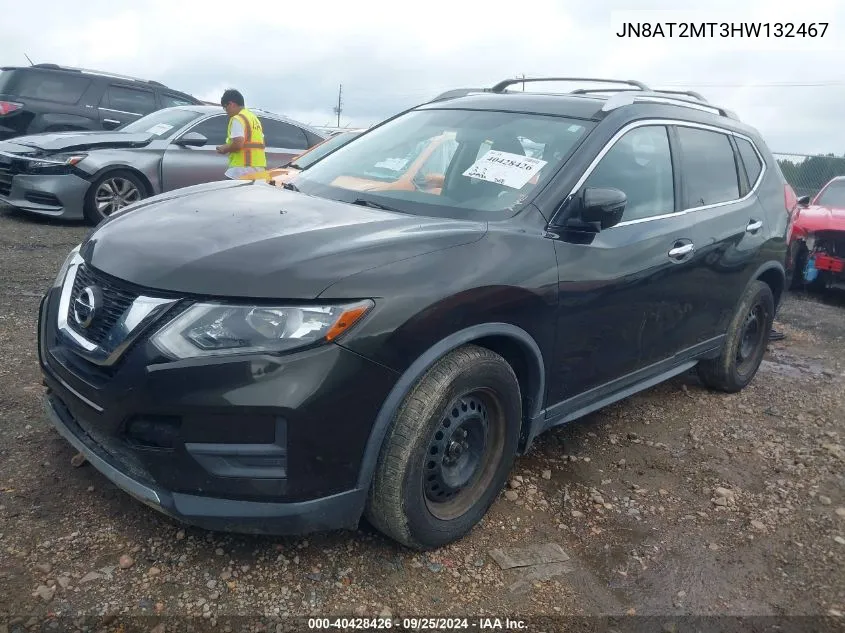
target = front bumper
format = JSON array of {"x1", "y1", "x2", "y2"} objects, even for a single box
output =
[
  {"x1": 43, "y1": 394, "x2": 367, "y2": 534},
  {"x1": 37, "y1": 282, "x2": 398, "y2": 535},
  {"x1": 0, "y1": 172, "x2": 89, "y2": 219}
]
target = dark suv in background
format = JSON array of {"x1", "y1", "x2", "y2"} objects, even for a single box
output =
[
  {"x1": 39, "y1": 77, "x2": 790, "y2": 551},
  {"x1": 0, "y1": 63, "x2": 202, "y2": 140}
]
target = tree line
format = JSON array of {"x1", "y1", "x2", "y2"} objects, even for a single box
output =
[{"x1": 777, "y1": 153, "x2": 845, "y2": 198}]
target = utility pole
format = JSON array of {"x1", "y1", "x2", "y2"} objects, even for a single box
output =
[
  {"x1": 333, "y1": 84, "x2": 343, "y2": 128},
  {"x1": 521, "y1": 73, "x2": 525, "y2": 91}
]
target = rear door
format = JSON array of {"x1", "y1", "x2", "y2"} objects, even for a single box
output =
[
  {"x1": 160, "y1": 114, "x2": 230, "y2": 190},
  {"x1": 666, "y1": 123, "x2": 765, "y2": 352},
  {"x1": 98, "y1": 83, "x2": 157, "y2": 130},
  {"x1": 258, "y1": 117, "x2": 313, "y2": 168}
]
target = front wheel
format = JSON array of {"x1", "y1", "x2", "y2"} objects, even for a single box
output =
[
  {"x1": 697, "y1": 280, "x2": 774, "y2": 393},
  {"x1": 83, "y1": 170, "x2": 146, "y2": 224},
  {"x1": 365, "y1": 345, "x2": 521, "y2": 550}
]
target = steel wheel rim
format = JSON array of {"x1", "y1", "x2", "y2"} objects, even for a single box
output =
[
  {"x1": 736, "y1": 304, "x2": 766, "y2": 373},
  {"x1": 95, "y1": 178, "x2": 141, "y2": 216},
  {"x1": 423, "y1": 389, "x2": 505, "y2": 521}
]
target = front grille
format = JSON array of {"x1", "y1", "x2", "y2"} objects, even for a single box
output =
[{"x1": 67, "y1": 264, "x2": 140, "y2": 347}]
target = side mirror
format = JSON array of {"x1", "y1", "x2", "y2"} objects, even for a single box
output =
[
  {"x1": 578, "y1": 187, "x2": 627, "y2": 229},
  {"x1": 174, "y1": 132, "x2": 208, "y2": 147},
  {"x1": 797, "y1": 195, "x2": 811, "y2": 207}
]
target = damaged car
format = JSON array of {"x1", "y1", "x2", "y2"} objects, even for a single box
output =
[
  {"x1": 786, "y1": 175, "x2": 845, "y2": 291},
  {"x1": 0, "y1": 105, "x2": 324, "y2": 224}
]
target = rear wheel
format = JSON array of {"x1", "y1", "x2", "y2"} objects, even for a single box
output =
[
  {"x1": 697, "y1": 280, "x2": 774, "y2": 393},
  {"x1": 83, "y1": 170, "x2": 146, "y2": 224},
  {"x1": 365, "y1": 345, "x2": 521, "y2": 550}
]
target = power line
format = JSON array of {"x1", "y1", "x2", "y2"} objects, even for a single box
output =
[{"x1": 660, "y1": 81, "x2": 845, "y2": 87}]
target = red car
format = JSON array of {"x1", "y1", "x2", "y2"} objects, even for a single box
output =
[{"x1": 786, "y1": 176, "x2": 845, "y2": 291}]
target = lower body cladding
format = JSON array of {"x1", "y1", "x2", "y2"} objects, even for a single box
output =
[
  {"x1": 0, "y1": 172, "x2": 89, "y2": 219},
  {"x1": 37, "y1": 289, "x2": 399, "y2": 535}
]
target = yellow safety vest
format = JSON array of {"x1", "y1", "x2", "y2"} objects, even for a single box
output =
[{"x1": 226, "y1": 108, "x2": 266, "y2": 168}]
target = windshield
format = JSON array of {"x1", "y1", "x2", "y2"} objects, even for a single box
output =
[
  {"x1": 815, "y1": 180, "x2": 845, "y2": 207},
  {"x1": 294, "y1": 109, "x2": 594, "y2": 218},
  {"x1": 120, "y1": 109, "x2": 202, "y2": 139},
  {"x1": 290, "y1": 131, "x2": 362, "y2": 170}
]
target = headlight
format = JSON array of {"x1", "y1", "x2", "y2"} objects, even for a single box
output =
[
  {"x1": 52, "y1": 244, "x2": 81, "y2": 288},
  {"x1": 27, "y1": 154, "x2": 87, "y2": 171},
  {"x1": 151, "y1": 300, "x2": 374, "y2": 359}
]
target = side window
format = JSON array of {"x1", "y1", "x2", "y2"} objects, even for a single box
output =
[
  {"x1": 676, "y1": 127, "x2": 740, "y2": 208},
  {"x1": 736, "y1": 137, "x2": 763, "y2": 188},
  {"x1": 160, "y1": 92, "x2": 194, "y2": 108},
  {"x1": 185, "y1": 115, "x2": 229, "y2": 145},
  {"x1": 259, "y1": 118, "x2": 309, "y2": 150},
  {"x1": 584, "y1": 125, "x2": 675, "y2": 222},
  {"x1": 106, "y1": 85, "x2": 157, "y2": 115}
]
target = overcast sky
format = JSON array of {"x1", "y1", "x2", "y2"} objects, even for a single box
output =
[{"x1": 1, "y1": 0, "x2": 844, "y2": 154}]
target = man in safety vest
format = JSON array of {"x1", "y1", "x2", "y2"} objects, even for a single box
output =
[{"x1": 216, "y1": 89, "x2": 267, "y2": 179}]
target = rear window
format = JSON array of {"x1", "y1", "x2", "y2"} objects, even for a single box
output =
[
  {"x1": 677, "y1": 126, "x2": 740, "y2": 208},
  {"x1": 0, "y1": 69, "x2": 90, "y2": 104},
  {"x1": 736, "y1": 137, "x2": 763, "y2": 187}
]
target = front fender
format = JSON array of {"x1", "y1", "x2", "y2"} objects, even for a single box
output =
[{"x1": 354, "y1": 323, "x2": 545, "y2": 491}]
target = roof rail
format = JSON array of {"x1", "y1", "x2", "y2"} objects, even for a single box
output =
[
  {"x1": 601, "y1": 91, "x2": 739, "y2": 120},
  {"x1": 491, "y1": 77, "x2": 650, "y2": 93},
  {"x1": 431, "y1": 88, "x2": 490, "y2": 102},
  {"x1": 30, "y1": 63, "x2": 172, "y2": 89},
  {"x1": 651, "y1": 89, "x2": 708, "y2": 103},
  {"x1": 432, "y1": 78, "x2": 738, "y2": 120}
]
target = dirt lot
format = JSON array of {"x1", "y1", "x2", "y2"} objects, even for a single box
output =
[{"x1": 0, "y1": 206, "x2": 843, "y2": 630}]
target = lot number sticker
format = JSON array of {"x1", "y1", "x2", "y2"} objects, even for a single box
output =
[
  {"x1": 463, "y1": 150, "x2": 547, "y2": 189},
  {"x1": 146, "y1": 123, "x2": 174, "y2": 136}
]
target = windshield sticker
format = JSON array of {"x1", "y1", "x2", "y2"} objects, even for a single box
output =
[
  {"x1": 463, "y1": 150, "x2": 548, "y2": 189},
  {"x1": 146, "y1": 123, "x2": 174, "y2": 135},
  {"x1": 567, "y1": 124, "x2": 582, "y2": 132},
  {"x1": 374, "y1": 157, "x2": 409, "y2": 171}
]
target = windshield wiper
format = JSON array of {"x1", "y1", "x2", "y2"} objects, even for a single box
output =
[
  {"x1": 351, "y1": 198, "x2": 403, "y2": 213},
  {"x1": 282, "y1": 181, "x2": 300, "y2": 192}
]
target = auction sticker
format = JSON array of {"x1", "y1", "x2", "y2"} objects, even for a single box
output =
[
  {"x1": 463, "y1": 150, "x2": 547, "y2": 189},
  {"x1": 146, "y1": 123, "x2": 174, "y2": 135}
]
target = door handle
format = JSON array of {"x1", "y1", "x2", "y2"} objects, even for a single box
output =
[
  {"x1": 668, "y1": 243, "x2": 695, "y2": 259},
  {"x1": 746, "y1": 219, "x2": 763, "y2": 233}
]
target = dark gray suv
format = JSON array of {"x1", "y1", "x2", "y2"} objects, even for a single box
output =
[
  {"x1": 39, "y1": 77, "x2": 791, "y2": 550},
  {"x1": 0, "y1": 63, "x2": 202, "y2": 140}
]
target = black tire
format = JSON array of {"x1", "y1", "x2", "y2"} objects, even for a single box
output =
[
  {"x1": 697, "y1": 280, "x2": 774, "y2": 393},
  {"x1": 83, "y1": 170, "x2": 147, "y2": 225},
  {"x1": 365, "y1": 345, "x2": 521, "y2": 550}
]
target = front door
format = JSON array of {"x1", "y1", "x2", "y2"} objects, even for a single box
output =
[
  {"x1": 160, "y1": 114, "x2": 230, "y2": 191},
  {"x1": 548, "y1": 123, "x2": 704, "y2": 404}
]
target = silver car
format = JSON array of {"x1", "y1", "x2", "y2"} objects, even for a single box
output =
[{"x1": 0, "y1": 106, "x2": 326, "y2": 223}]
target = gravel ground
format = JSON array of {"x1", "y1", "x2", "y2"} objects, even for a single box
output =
[{"x1": 0, "y1": 206, "x2": 843, "y2": 629}]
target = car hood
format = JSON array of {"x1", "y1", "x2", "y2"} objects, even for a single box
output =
[
  {"x1": 2, "y1": 131, "x2": 153, "y2": 154},
  {"x1": 83, "y1": 180, "x2": 487, "y2": 299},
  {"x1": 793, "y1": 204, "x2": 845, "y2": 233}
]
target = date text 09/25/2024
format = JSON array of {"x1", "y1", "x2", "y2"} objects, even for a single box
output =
[
  {"x1": 308, "y1": 617, "x2": 528, "y2": 630},
  {"x1": 616, "y1": 22, "x2": 829, "y2": 38}
]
